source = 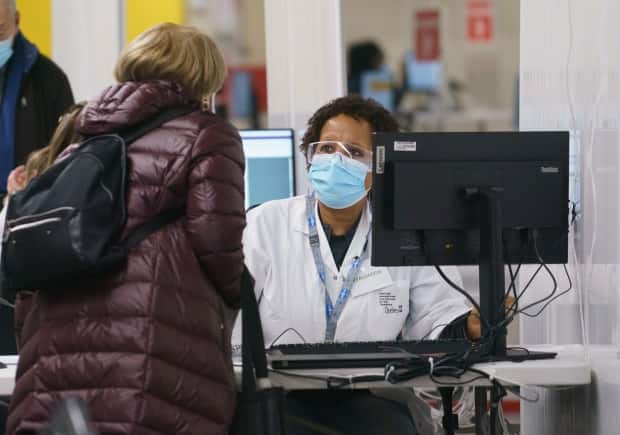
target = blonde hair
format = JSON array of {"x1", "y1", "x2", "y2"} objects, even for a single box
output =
[
  {"x1": 25, "y1": 102, "x2": 86, "y2": 183},
  {"x1": 114, "y1": 23, "x2": 227, "y2": 102}
]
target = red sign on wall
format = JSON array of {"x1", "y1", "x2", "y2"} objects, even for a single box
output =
[
  {"x1": 467, "y1": 0, "x2": 493, "y2": 43},
  {"x1": 415, "y1": 10, "x2": 440, "y2": 61}
]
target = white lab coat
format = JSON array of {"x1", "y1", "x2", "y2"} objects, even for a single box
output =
[{"x1": 233, "y1": 195, "x2": 472, "y2": 346}]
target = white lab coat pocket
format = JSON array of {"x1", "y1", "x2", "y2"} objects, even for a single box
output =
[{"x1": 345, "y1": 268, "x2": 409, "y2": 341}]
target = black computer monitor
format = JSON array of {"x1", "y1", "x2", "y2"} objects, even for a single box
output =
[
  {"x1": 371, "y1": 131, "x2": 569, "y2": 358},
  {"x1": 240, "y1": 129, "x2": 296, "y2": 209}
]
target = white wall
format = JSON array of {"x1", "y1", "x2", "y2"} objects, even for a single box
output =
[
  {"x1": 51, "y1": 0, "x2": 123, "y2": 102},
  {"x1": 520, "y1": 0, "x2": 620, "y2": 433},
  {"x1": 264, "y1": 0, "x2": 346, "y2": 194}
]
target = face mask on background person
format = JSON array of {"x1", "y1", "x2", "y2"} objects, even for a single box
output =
[
  {"x1": 308, "y1": 153, "x2": 369, "y2": 209},
  {"x1": 0, "y1": 36, "x2": 13, "y2": 68}
]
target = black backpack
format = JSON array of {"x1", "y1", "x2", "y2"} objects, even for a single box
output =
[{"x1": 0, "y1": 106, "x2": 194, "y2": 295}]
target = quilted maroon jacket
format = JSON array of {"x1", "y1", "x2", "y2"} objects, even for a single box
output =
[{"x1": 7, "y1": 80, "x2": 246, "y2": 435}]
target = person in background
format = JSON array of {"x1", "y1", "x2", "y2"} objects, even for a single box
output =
[
  {"x1": 347, "y1": 41, "x2": 401, "y2": 112},
  {"x1": 0, "y1": 0, "x2": 74, "y2": 197},
  {"x1": 4, "y1": 102, "x2": 85, "y2": 198},
  {"x1": 347, "y1": 40, "x2": 385, "y2": 95},
  {"x1": 7, "y1": 23, "x2": 245, "y2": 435},
  {"x1": 239, "y1": 95, "x2": 478, "y2": 434},
  {"x1": 0, "y1": 102, "x2": 85, "y2": 361}
]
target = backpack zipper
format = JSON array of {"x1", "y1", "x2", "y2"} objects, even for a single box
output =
[
  {"x1": 9, "y1": 217, "x2": 62, "y2": 233},
  {"x1": 7, "y1": 207, "x2": 75, "y2": 225}
]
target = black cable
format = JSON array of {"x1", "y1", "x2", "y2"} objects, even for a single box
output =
[
  {"x1": 496, "y1": 263, "x2": 532, "y2": 330},
  {"x1": 434, "y1": 265, "x2": 489, "y2": 329},
  {"x1": 520, "y1": 264, "x2": 573, "y2": 318},
  {"x1": 506, "y1": 262, "x2": 519, "y2": 297},
  {"x1": 386, "y1": 349, "x2": 488, "y2": 386},
  {"x1": 268, "y1": 335, "x2": 482, "y2": 389},
  {"x1": 488, "y1": 237, "x2": 526, "y2": 332},
  {"x1": 270, "y1": 347, "x2": 498, "y2": 393},
  {"x1": 385, "y1": 352, "x2": 461, "y2": 381},
  {"x1": 268, "y1": 327, "x2": 308, "y2": 349},
  {"x1": 504, "y1": 262, "x2": 520, "y2": 317},
  {"x1": 513, "y1": 231, "x2": 558, "y2": 314},
  {"x1": 502, "y1": 225, "x2": 575, "y2": 329},
  {"x1": 515, "y1": 264, "x2": 544, "y2": 302},
  {"x1": 497, "y1": 231, "x2": 561, "y2": 329},
  {"x1": 430, "y1": 373, "x2": 488, "y2": 386},
  {"x1": 270, "y1": 341, "x2": 501, "y2": 390},
  {"x1": 500, "y1": 237, "x2": 526, "y2": 319},
  {"x1": 433, "y1": 265, "x2": 506, "y2": 354},
  {"x1": 504, "y1": 385, "x2": 540, "y2": 404},
  {"x1": 496, "y1": 263, "x2": 545, "y2": 330}
]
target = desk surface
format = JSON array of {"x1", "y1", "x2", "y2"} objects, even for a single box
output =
[
  {"x1": 0, "y1": 356, "x2": 17, "y2": 397},
  {"x1": 235, "y1": 345, "x2": 592, "y2": 390},
  {"x1": 0, "y1": 346, "x2": 593, "y2": 396}
]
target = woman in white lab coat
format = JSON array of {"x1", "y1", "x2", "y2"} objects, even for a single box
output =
[{"x1": 241, "y1": 95, "x2": 480, "y2": 434}]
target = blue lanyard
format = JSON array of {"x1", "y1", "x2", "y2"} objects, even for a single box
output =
[{"x1": 305, "y1": 193, "x2": 369, "y2": 341}]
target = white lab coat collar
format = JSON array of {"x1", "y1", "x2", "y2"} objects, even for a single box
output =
[{"x1": 293, "y1": 196, "x2": 372, "y2": 278}]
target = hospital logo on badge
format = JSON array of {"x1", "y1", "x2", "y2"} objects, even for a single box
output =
[
  {"x1": 379, "y1": 291, "x2": 403, "y2": 314},
  {"x1": 384, "y1": 305, "x2": 403, "y2": 314}
]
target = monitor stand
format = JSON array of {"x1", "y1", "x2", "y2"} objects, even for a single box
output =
[{"x1": 473, "y1": 187, "x2": 556, "y2": 363}]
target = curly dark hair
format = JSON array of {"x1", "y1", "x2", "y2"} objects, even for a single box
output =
[{"x1": 300, "y1": 95, "x2": 399, "y2": 162}]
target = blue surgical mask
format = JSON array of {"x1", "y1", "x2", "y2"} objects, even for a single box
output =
[
  {"x1": 0, "y1": 36, "x2": 13, "y2": 68},
  {"x1": 309, "y1": 153, "x2": 369, "y2": 209}
]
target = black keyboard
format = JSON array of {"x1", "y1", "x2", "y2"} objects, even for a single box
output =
[{"x1": 268, "y1": 339, "x2": 472, "y2": 369}]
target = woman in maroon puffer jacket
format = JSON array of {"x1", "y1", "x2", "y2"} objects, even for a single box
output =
[{"x1": 7, "y1": 23, "x2": 245, "y2": 435}]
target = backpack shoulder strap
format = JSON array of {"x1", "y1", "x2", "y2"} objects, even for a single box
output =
[
  {"x1": 121, "y1": 106, "x2": 196, "y2": 144},
  {"x1": 241, "y1": 266, "x2": 269, "y2": 391},
  {"x1": 109, "y1": 106, "x2": 196, "y2": 249},
  {"x1": 122, "y1": 207, "x2": 185, "y2": 250}
]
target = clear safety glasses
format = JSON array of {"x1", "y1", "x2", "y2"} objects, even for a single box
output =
[{"x1": 307, "y1": 141, "x2": 373, "y2": 170}]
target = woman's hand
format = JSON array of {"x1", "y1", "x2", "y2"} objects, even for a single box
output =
[
  {"x1": 7, "y1": 165, "x2": 26, "y2": 195},
  {"x1": 466, "y1": 296, "x2": 516, "y2": 340}
]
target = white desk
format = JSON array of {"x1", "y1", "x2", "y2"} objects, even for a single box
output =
[
  {"x1": 0, "y1": 347, "x2": 589, "y2": 396},
  {"x1": 234, "y1": 345, "x2": 590, "y2": 390},
  {"x1": 0, "y1": 347, "x2": 591, "y2": 435},
  {"x1": 0, "y1": 355, "x2": 17, "y2": 396},
  {"x1": 236, "y1": 345, "x2": 591, "y2": 435}
]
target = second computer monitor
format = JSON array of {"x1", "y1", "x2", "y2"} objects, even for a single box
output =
[
  {"x1": 240, "y1": 129, "x2": 296, "y2": 209},
  {"x1": 405, "y1": 51, "x2": 443, "y2": 94}
]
